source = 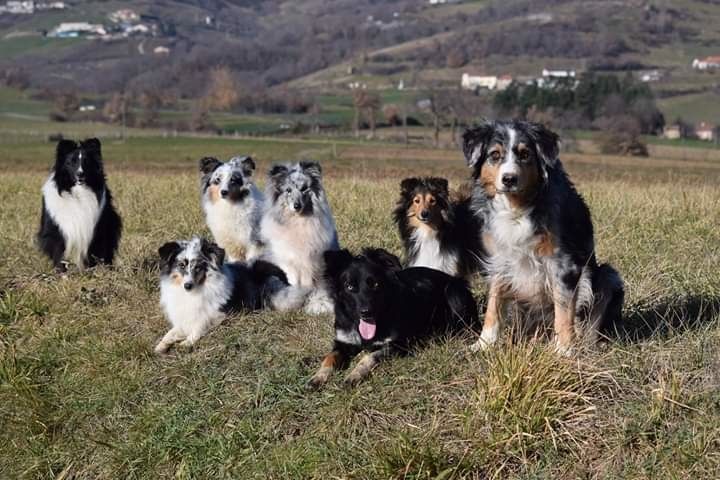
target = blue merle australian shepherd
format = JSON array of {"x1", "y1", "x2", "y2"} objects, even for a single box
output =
[
  {"x1": 37, "y1": 138, "x2": 122, "y2": 272},
  {"x1": 260, "y1": 161, "x2": 339, "y2": 314},
  {"x1": 155, "y1": 236, "x2": 302, "y2": 353},
  {"x1": 200, "y1": 155, "x2": 264, "y2": 262},
  {"x1": 462, "y1": 120, "x2": 624, "y2": 354},
  {"x1": 394, "y1": 176, "x2": 484, "y2": 278}
]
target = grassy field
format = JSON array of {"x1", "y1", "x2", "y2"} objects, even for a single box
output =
[{"x1": 1, "y1": 126, "x2": 720, "y2": 479}]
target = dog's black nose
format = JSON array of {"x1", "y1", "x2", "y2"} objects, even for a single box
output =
[
  {"x1": 293, "y1": 201, "x2": 302, "y2": 211},
  {"x1": 419, "y1": 210, "x2": 430, "y2": 220},
  {"x1": 183, "y1": 282, "x2": 193, "y2": 291},
  {"x1": 501, "y1": 173, "x2": 519, "y2": 188},
  {"x1": 360, "y1": 309, "x2": 372, "y2": 318},
  {"x1": 220, "y1": 189, "x2": 229, "y2": 197}
]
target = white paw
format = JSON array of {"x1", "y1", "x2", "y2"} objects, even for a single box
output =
[
  {"x1": 304, "y1": 290, "x2": 334, "y2": 315},
  {"x1": 553, "y1": 340, "x2": 574, "y2": 357},
  {"x1": 471, "y1": 326, "x2": 498, "y2": 352},
  {"x1": 154, "y1": 342, "x2": 169, "y2": 354}
]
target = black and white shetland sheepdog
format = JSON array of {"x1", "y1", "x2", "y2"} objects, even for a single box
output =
[
  {"x1": 308, "y1": 248, "x2": 479, "y2": 388},
  {"x1": 199, "y1": 155, "x2": 265, "y2": 262},
  {"x1": 393, "y1": 176, "x2": 484, "y2": 279},
  {"x1": 462, "y1": 120, "x2": 624, "y2": 354},
  {"x1": 154, "y1": 237, "x2": 302, "y2": 353},
  {"x1": 37, "y1": 138, "x2": 122, "y2": 272},
  {"x1": 259, "y1": 161, "x2": 339, "y2": 315}
]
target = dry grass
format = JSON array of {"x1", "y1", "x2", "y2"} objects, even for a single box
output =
[{"x1": 1, "y1": 133, "x2": 720, "y2": 479}]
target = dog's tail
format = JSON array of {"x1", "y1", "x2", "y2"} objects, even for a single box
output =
[
  {"x1": 594, "y1": 263, "x2": 625, "y2": 334},
  {"x1": 267, "y1": 284, "x2": 311, "y2": 311}
]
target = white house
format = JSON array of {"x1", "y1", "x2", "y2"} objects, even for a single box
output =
[
  {"x1": 48, "y1": 22, "x2": 106, "y2": 37},
  {"x1": 2, "y1": 1, "x2": 35, "y2": 14},
  {"x1": 461, "y1": 73, "x2": 512, "y2": 91},
  {"x1": 696, "y1": 122, "x2": 716, "y2": 141},
  {"x1": 692, "y1": 56, "x2": 720, "y2": 70},
  {"x1": 154, "y1": 46, "x2": 170, "y2": 55}
]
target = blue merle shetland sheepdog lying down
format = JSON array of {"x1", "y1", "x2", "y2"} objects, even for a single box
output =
[
  {"x1": 308, "y1": 248, "x2": 479, "y2": 388},
  {"x1": 199, "y1": 155, "x2": 264, "y2": 262},
  {"x1": 462, "y1": 120, "x2": 624, "y2": 354},
  {"x1": 37, "y1": 138, "x2": 122, "y2": 272},
  {"x1": 394, "y1": 176, "x2": 484, "y2": 279},
  {"x1": 154, "y1": 237, "x2": 302, "y2": 353},
  {"x1": 260, "y1": 161, "x2": 339, "y2": 315}
]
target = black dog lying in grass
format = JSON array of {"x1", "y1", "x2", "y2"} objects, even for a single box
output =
[{"x1": 308, "y1": 248, "x2": 479, "y2": 388}]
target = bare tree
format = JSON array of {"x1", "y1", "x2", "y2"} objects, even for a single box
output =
[
  {"x1": 352, "y1": 90, "x2": 381, "y2": 138},
  {"x1": 205, "y1": 67, "x2": 240, "y2": 111}
]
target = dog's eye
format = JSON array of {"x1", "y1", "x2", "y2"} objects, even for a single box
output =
[
  {"x1": 345, "y1": 283, "x2": 355, "y2": 292},
  {"x1": 489, "y1": 151, "x2": 502, "y2": 163},
  {"x1": 178, "y1": 260, "x2": 187, "y2": 269},
  {"x1": 517, "y1": 150, "x2": 530, "y2": 161},
  {"x1": 413, "y1": 198, "x2": 420, "y2": 204},
  {"x1": 428, "y1": 198, "x2": 436, "y2": 205},
  {"x1": 213, "y1": 178, "x2": 221, "y2": 185},
  {"x1": 369, "y1": 280, "x2": 380, "y2": 290},
  {"x1": 285, "y1": 187, "x2": 292, "y2": 193}
]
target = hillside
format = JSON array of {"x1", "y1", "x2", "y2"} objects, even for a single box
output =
[{"x1": 2, "y1": 0, "x2": 720, "y2": 123}]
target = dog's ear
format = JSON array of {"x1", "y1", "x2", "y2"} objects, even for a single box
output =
[
  {"x1": 55, "y1": 139, "x2": 77, "y2": 166},
  {"x1": 362, "y1": 248, "x2": 402, "y2": 271},
  {"x1": 269, "y1": 164, "x2": 288, "y2": 180},
  {"x1": 400, "y1": 177, "x2": 420, "y2": 197},
  {"x1": 199, "y1": 157, "x2": 222, "y2": 175},
  {"x1": 200, "y1": 238, "x2": 225, "y2": 268},
  {"x1": 427, "y1": 177, "x2": 449, "y2": 195},
  {"x1": 240, "y1": 156, "x2": 256, "y2": 176},
  {"x1": 523, "y1": 121, "x2": 560, "y2": 169},
  {"x1": 462, "y1": 121, "x2": 495, "y2": 168},
  {"x1": 323, "y1": 249, "x2": 354, "y2": 280},
  {"x1": 158, "y1": 241, "x2": 183, "y2": 269},
  {"x1": 81, "y1": 138, "x2": 102, "y2": 157},
  {"x1": 300, "y1": 161, "x2": 322, "y2": 179}
]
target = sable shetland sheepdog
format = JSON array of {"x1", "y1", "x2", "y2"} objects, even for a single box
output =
[
  {"x1": 259, "y1": 161, "x2": 339, "y2": 314},
  {"x1": 154, "y1": 237, "x2": 303, "y2": 353},
  {"x1": 37, "y1": 138, "x2": 122, "y2": 272},
  {"x1": 308, "y1": 248, "x2": 479, "y2": 388},
  {"x1": 462, "y1": 120, "x2": 624, "y2": 354},
  {"x1": 394, "y1": 176, "x2": 484, "y2": 278},
  {"x1": 199, "y1": 155, "x2": 264, "y2": 262}
]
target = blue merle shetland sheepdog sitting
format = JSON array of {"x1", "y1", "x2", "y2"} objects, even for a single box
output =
[
  {"x1": 308, "y1": 248, "x2": 479, "y2": 388},
  {"x1": 154, "y1": 237, "x2": 303, "y2": 353},
  {"x1": 37, "y1": 138, "x2": 122, "y2": 272},
  {"x1": 199, "y1": 155, "x2": 265, "y2": 262},
  {"x1": 394, "y1": 176, "x2": 484, "y2": 279},
  {"x1": 462, "y1": 120, "x2": 624, "y2": 354},
  {"x1": 259, "y1": 161, "x2": 339, "y2": 315}
]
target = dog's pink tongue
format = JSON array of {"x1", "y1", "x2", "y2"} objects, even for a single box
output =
[{"x1": 358, "y1": 320, "x2": 376, "y2": 340}]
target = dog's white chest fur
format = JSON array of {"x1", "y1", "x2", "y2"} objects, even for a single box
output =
[
  {"x1": 261, "y1": 209, "x2": 337, "y2": 288},
  {"x1": 487, "y1": 202, "x2": 551, "y2": 302},
  {"x1": 409, "y1": 228, "x2": 458, "y2": 276},
  {"x1": 202, "y1": 188, "x2": 263, "y2": 261},
  {"x1": 42, "y1": 177, "x2": 104, "y2": 267},
  {"x1": 159, "y1": 274, "x2": 231, "y2": 335}
]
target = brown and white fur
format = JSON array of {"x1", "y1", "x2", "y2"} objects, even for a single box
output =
[
  {"x1": 200, "y1": 156, "x2": 264, "y2": 262},
  {"x1": 462, "y1": 120, "x2": 624, "y2": 355}
]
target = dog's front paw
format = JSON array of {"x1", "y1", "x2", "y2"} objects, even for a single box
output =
[
  {"x1": 343, "y1": 372, "x2": 365, "y2": 387},
  {"x1": 553, "y1": 339, "x2": 574, "y2": 357},
  {"x1": 307, "y1": 371, "x2": 331, "y2": 390},
  {"x1": 154, "y1": 342, "x2": 170, "y2": 355},
  {"x1": 177, "y1": 339, "x2": 196, "y2": 352},
  {"x1": 471, "y1": 326, "x2": 499, "y2": 352}
]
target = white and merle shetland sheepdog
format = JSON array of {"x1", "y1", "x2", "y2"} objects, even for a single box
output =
[
  {"x1": 393, "y1": 176, "x2": 484, "y2": 279},
  {"x1": 199, "y1": 155, "x2": 264, "y2": 262},
  {"x1": 37, "y1": 138, "x2": 122, "y2": 272},
  {"x1": 462, "y1": 120, "x2": 624, "y2": 355},
  {"x1": 259, "y1": 161, "x2": 339, "y2": 315},
  {"x1": 155, "y1": 236, "x2": 303, "y2": 353}
]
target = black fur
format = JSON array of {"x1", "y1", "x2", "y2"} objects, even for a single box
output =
[
  {"x1": 37, "y1": 138, "x2": 122, "y2": 271},
  {"x1": 312, "y1": 247, "x2": 479, "y2": 385},
  {"x1": 462, "y1": 120, "x2": 624, "y2": 340},
  {"x1": 393, "y1": 176, "x2": 485, "y2": 278}
]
